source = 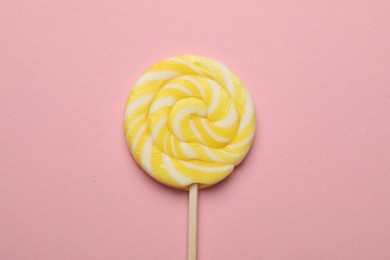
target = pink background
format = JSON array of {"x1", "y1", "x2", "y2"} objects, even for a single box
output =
[{"x1": 1, "y1": 0, "x2": 390, "y2": 259}]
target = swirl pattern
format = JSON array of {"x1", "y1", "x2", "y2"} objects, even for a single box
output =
[{"x1": 124, "y1": 55, "x2": 255, "y2": 189}]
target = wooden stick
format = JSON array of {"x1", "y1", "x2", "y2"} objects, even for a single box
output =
[{"x1": 188, "y1": 183, "x2": 198, "y2": 260}]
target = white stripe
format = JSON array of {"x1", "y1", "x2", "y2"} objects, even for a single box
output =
[
  {"x1": 170, "y1": 57, "x2": 205, "y2": 75},
  {"x1": 201, "y1": 119, "x2": 230, "y2": 143},
  {"x1": 214, "y1": 105, "x2": 238, "y2": 128},
  {"x1": 180, "y1": 143, "x2": 197, "y2": 159},
  {"x1": 162, "y1": 154, "x2": 192, "y2": 185},
  {"x1": 125, "y1": 115, "x2": 143, "y2": 135},
  {"x1": 190, "y1": 120, "x2": 206, "y2": 144},
  {"x1": 207, "y1": 79, "x2": 220, "y2": 115},
  {"x1": 135, "y1": 71, "x2": 179, "y2": 86},
  {"x1": 151, "y1": 117, "x2": 167, "y2": 140},
  {"x1": 220, "y1": 149, "x2": 243, "y2": 159},
  {"x1": 124, "y1": 93, "x2": 154, "y2": 118},
  {"x1": 141, "y1": 137, "x2": 153, "y2": 175},
  {"x1": 216, "y1": 62, "x2": 235, "y2": 97},
  {"x1": 199, "y1": 60, "x2": 216, "y2": 79},
  {"x1": 173, "y1": 107, "x2": 206, "y2": 140},
  {"x1": 238, "y1": 115, "x2": 253, "y2": 133},
  {"x1": 240, "y1": 90, "x2": 255, "y2": 123},
  {"x1": 164, "y1": 83, "x2": 192, "y2": 96},
  {"x1": 170, "y1": 136, "x2": 178, "y2": 158},
  {"x1": 149, "y1": 97, "x2": 176, "y2": 114},
  {"x1": 182, "y1": 76, "x2": 204, "y2": 98},
  {"x1": 131, "y1": 123, "x2": 147, "y2": 152},
  {"x1": 203, "y1": 148, "x2": 224, "y2": 163},
  {"x1": 237, "y1": 94, "x2": 255, "y2": 133},
  {"x1": 227, "y1": 134, "x2": 253, "y2": 149}
]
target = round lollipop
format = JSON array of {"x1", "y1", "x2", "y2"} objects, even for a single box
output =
[{"x1": 124, "y1": 55, "x2": 255, "y2": 260}]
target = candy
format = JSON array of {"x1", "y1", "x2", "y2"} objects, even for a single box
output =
[{"x1": 124, "y1": 55, "x2": 255, "y2": 189}]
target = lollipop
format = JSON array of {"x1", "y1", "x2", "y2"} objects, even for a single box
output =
[{"x1": 124, "y1": 55, "x2": 255, "y2": 259}]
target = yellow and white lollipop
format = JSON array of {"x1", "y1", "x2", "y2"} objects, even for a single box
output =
[
  {"x1": 124, "y1": 55, "x2": 255, "y2": 190},
  {"x1": 124, "y1": 55, "x2": 255, "y2": 259}
]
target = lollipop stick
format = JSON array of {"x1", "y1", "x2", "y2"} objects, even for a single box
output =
[{"x1": 188, "y1": 183, "x2": 198, "y2": 260}]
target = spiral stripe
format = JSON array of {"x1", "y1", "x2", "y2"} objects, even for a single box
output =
[{"x1": 124, "y1": 55, "x2": 255, "y2": 189}]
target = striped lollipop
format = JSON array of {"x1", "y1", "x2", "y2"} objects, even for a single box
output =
[
  {"x1": 124, "y1": 55, "x2": 255, "y2": 260},
  {"x1": 124, "y1": 55, "x2": 255, "y2": 189}
]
